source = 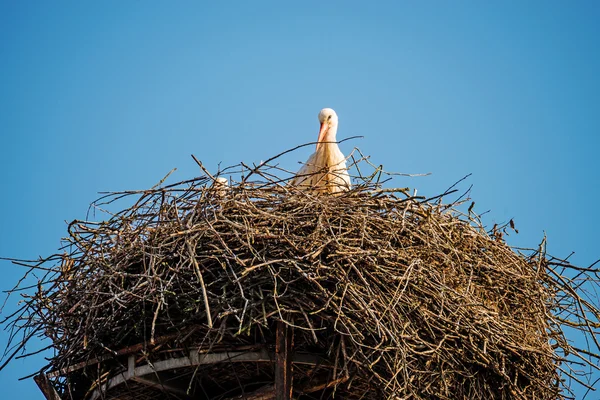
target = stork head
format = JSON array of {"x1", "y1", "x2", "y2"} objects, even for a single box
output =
[
  {"x1": 317, "y1": 108, "x2": 338, "y2": 146},
  {"x1": 212, "y1": 177, "x2": 229, "y2": 197},
  {"x1": 214, "y1": 177, "x2": 228, "y2": 187}
]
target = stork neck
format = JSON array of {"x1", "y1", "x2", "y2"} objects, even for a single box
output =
[{"x1": 319, "y1": 124, "x2": 338, "y2": 147}]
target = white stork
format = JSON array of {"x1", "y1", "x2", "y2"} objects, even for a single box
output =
[
  {"x1": 290, "y1": 108, "x2": 351, "y2": 193},
  {"x1": 212, "y1": 177, "x2": 229, "y2": 197}
]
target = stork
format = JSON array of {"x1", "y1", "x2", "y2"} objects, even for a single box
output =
[
  {"x1": 211, "y1": 177, "x2": 229, "y2": 197},
  {"x1": 290, "y1": 108, "x2": 351, "y2": 193}
]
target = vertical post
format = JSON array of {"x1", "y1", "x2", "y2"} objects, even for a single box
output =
[{"x1": 275, "y1": 320, "x2": 293, "y2": 400}]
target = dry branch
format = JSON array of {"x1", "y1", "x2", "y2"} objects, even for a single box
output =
[{"x1": 1, "y1": 148, "x2": 599, "y2": 399}]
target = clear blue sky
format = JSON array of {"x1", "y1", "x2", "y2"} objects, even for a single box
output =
[{"x1": 1, "y1": 1, "x2": 599, "y2": 398}]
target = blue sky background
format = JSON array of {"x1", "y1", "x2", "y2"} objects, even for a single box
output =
[{"x1": 1, "y1": 1, "x2": 599, "y2": 398}]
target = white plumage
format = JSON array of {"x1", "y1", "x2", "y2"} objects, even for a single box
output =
[
  {"x1": 290, "y1": 108, "x2": 351, "y2": 194},
  {"x1": 212, "y1": 177, "x2": 229, "y2": 197}
]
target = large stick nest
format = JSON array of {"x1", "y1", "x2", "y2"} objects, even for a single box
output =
[{"x1": 2, "y1": 151, "x2": 599, "y2": 399}]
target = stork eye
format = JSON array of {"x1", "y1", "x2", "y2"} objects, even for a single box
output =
[{"x1": 328, "y1": 115, "x2": 332, "y2": 120}]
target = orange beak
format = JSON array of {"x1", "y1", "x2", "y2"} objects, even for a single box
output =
[{"x1": 316, "y1": 122, "x2": 329, "y2": 150}]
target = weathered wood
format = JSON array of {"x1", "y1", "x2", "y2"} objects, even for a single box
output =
[
  {"x1": 34, "y1": 373, "x2": 62, "y2": 400},
  {"x1": 46, "y1": 328, "x2": 198, "y2": 378},
  {"x1": 131, "y1": 376, "x2": 191, "y2": 398},
  {"x1": 275, "y1": 321, "x2": 293, "y2": 400},
  {"x1": 91, "y1": 350, "x2": 271, "y2": 400},
  {"x1": 90, "y1": 347, "x2": 318, "y2": 400}
]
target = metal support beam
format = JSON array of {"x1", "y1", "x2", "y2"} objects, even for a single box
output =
[{"x1": 275, "y1": 321, "x2": 293, "y2": 400}]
